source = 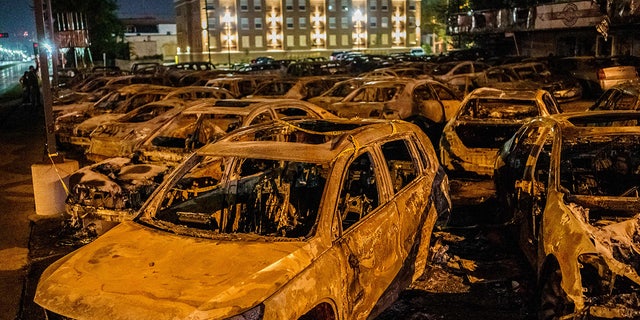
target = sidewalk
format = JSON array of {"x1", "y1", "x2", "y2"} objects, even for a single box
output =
[{"x1": 0, "y1": 99, "x2": 73, "y2": 320}]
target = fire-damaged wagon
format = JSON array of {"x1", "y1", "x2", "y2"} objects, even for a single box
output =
[
  {"x1": 494, "y1": 111, "x2": 640, "y2": 319},
  {"x1": 35, "y1": 118, "x2": 451, "y2": 320}
]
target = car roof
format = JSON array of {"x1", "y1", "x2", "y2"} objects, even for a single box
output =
[
  {"x1": 531, "y1": 111, "x2": 640, "y2": 140},
  {"x1": 183, "y1": 98, "x2": 329, "y2": 116},
  {"x1": 197, "y1": 118, "x2": 422, "y2": 163},
  {"x1": 466, "y1": 87, "x2": 546, "y2": 100}
]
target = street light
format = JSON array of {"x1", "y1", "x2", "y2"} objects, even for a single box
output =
[{"x1": 222, "y1": 10, "x2": 234, "y2": 67}]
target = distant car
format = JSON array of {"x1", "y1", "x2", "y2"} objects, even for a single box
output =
[
  {"x1": 327, "y1": 78, "x2": 461, "y2": 141},
  {"x1": 307, "y1": 78, "x2": 373, "y2": 109},
  {"x1": 65, "y1": 99, "x2": 337, "y2": 224},
  {"x1": 440, "y1": 87, "x2": 561, "y2": 177},
  {"x1": 477, "y1": 61, "x2": 583, "y2": 102},
  {"x1": 550, "y1": 56, "x2": 639, "y2": 97},
  {"x1": 410, "y1": 47, "x2": 426, "y2": 57},
  {"x1": 35, "y1": 118, "x2": 451, "y2": 320},
  {"x1": 493, "y1": 111, "x2": 640, "y2": 318},
  {"x1": 431, "y1": 60, "x2": 490, "y2": 94},
  {"x1": 85, "y1": 98, "x2": 189, "y2": 161},
  {"x1": 589, "y1": 81, "x2": 640, "y2": 111},
  {"x1": 246, "y1": 76, "x2": 346, "y2": 100}
]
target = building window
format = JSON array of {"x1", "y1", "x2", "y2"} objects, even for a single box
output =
[
  {"x1": 208, "y1": 18, "x2": 218, "y2": 30},
  {"x1": 241, "y1": 17, "x2": 250, "y2": 30},
  {"x1": 370, "y1": 17, "x2": 377, "y2": 28},
  {"x1": 286, "y1": 0, "x2": 293, "y2": 11},
  {"x1": 381, "y1": 17, "x2": 388, "y2": 28},
  {"x1": 369, "y1": 0, "x2": 377, "y2": 11},
  {"x1": 329, "y1": 34, "x2": 337, "y2": 46},
  {"x1": 341, "y1": 17, "x2": 348, "y2": 29},
  {"x1": 255, "y1": 17, "x2": 263, "y2": 29},
  {"x1": 408, "y1": 16, "x2": 415, "y2": 28},
  {"x1": 408, "y1": 1, "x2": 416, "y2": 11},
  {"x1": 328, "y1": 0, "x2": 335, "y2": 11},
  {"x1": 299, "y1": 35, "x2": 307, "y2": 46},
  {"x1": 286, "y1": 17, "x2": 294, "y2": 29},
  {"x1": 253, "y1": 0, "x2": 261, "y2": 10},
  {"x1": 255, "y1": 35, "x2": 263, "y2": 47},
  {"x1": 242, "y1": 35, "x2": 250, "y2": 48},
  {"x1": 342, "y1": 5, "x2": 348, "y2": 11},
  {"x1": 240, "y1": 0, "x2": 248, "y2": 11},
  {"x1": 381, "y1": 0, "x2": 388, "y2": 11},
  {"x1": 287, "y1": 34, "x2": 295, "y2": 47},
  {"x1": 298, "y1": 0, "x2": 306, "y2": 11},
  {"x1": 329, "y1": 17, "x2": 336, "y2": 29},
  {"x1": 340, "y1": 34, "x2": 348, "y2": 46},
  {"x1": 299, "y1": 17, "x2": 307, "y2": 28}
]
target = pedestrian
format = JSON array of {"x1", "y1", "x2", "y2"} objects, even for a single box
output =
[
  {"x1": 19, "y1": 71, "x2": 30, "y2": 105},
  {"x1": 24, "y1": 65, "x2": 41, "y2": 110}
]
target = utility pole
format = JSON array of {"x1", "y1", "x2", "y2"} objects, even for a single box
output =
[{"x1": 33, "y1": 0, "x2": 59, "y2": 160}]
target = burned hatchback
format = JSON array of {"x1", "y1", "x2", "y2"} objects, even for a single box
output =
[
  {"x1": 494, "y1": 111, "x2": 640, "y2": 319},
  {"x1": 35, "y1": 119, "x2": 450, "y2": 320}
]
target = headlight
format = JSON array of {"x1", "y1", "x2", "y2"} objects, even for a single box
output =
[{"x1": 225, "y1": 304, "x2": 264, "y2": 320}]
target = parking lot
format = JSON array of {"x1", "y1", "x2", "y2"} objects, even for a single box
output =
[{"x1": 0, "y1": 53, "x2": 627, "y2": 320}]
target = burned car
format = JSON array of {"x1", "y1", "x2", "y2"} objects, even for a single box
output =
[
  {"x1": 246, "y1": 76, "x2": 346, "y2": 100},
  {"x1": 65, "y1": 99, "x2": 337, "y2": 225},
  {"x1": 476, "y1": 61, "x2": 584, "y2": 103},
  {"x1": 494, "y1": 111, "x2": 640, "y2": 318},
  {"x1": 589, "y1": 81, "x2": 640, "y2": 111},
  {"x1": 35, "y1": 118, "x2": 451, "y2": 320},
  {"x1": 326, "y1": 78, "x2": 461, "y2": 142},
  {"x1": 440, "y1": 87, "x2": 561, "y2": 177},
  {"x1": 85, "y1": 99, "x2": 190, "y2": 161}
]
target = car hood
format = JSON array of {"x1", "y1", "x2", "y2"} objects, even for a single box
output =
[
  {"x1": 77, "y1": 114, "x2": 124, "y2": 134},
  {"x1": 35, "y1": 220, "x2": 316, "y2": 320}
]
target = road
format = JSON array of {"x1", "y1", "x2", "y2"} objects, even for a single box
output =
[{"x1": 0, "y1": 62, "x2": 32, "y2": 96}]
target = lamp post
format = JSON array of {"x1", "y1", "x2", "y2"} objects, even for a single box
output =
[
  {"x1": 222, "y1": 10, "x2": 233, "y2": 67},
  {"x1": 204, "y1": 0, "x2": 211, "y2": 63}
]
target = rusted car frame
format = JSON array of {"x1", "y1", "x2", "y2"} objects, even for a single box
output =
[
  {"x1": 35, "y1": 118, "x2": 451, "y2": 320},
  {"x1": 440, "y1": 87, "x2": 561, "y2": 177},
  {"x1": 494, "y1": 111, "x2": 640, "y2": 318}
]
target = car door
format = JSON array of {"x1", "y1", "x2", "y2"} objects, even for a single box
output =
[
  {"x1": 334, "y1": 150, "x2": 400, "y2": 318},
  {"x1": 513, "y1": 129, "x2": 554, "y2": 264},
  {"x1": 431, "y1": 82, "x2": 462, "y2": 121}
]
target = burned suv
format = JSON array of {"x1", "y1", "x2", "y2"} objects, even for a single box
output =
[
  {"x1": 35, "y1": 118, "x2": 450, "y2": 320},
  {"x1": 494, "y1": 111, "x2": 640, "y2": 318}
]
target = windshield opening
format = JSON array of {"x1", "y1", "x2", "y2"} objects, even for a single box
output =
[{"x1": 154, "y1": 156, "x2": 328, "y2": 239}]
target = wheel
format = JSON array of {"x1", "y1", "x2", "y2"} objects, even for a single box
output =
[{"x1": 539, "y1": 268, "x2": 575, "y2": 320}]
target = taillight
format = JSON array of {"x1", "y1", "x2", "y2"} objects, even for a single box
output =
[{"x1": 598, "y1": 69, "x2": 606, "y2": 80}]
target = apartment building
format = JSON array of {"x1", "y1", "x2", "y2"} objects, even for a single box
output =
[{"x1": 174, "y1": 0, "x2": 422, "y2": 63}]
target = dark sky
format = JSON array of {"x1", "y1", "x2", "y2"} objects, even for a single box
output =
[{"x1": 0, "y1": 0, "x2": 174, "y2": 43}]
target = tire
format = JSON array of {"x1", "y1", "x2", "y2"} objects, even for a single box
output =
[{"x1": 538, "y1": 268, "x2": 575, "y2": 320}]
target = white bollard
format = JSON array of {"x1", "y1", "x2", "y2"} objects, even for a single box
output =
[{"x1": 31, "y1": 159, "x2": 79, "y2": 216}]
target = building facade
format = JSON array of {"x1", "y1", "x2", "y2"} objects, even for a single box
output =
[
  {"x1": 174, "y1": 0, "x2": 422, "y2": 64},
  {"x1": 447, "y1": 0, "x2": 640, "y2": 57}
]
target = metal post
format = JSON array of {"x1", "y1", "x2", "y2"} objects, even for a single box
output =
[
  {"x1": 33, "y1": 0, "x2": 59, "y2": 159},
  {"x1": 204, "y1": 0, "x2": 212, "y2": 63}
]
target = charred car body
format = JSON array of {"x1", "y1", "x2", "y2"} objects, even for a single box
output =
[
  {"x1": 494, "y1": 111, "x2": 640, "y2": 318},
  {"x1": 36, "y1": 118, "x2": 451, "y2": 320},
  {"x1": 65, "y1": 99, "x2": 337, "y2": 226},
  {"x1": 589, "y1": 81, "x2": 640, "y2": 111},
  {"x1": 326, "y1": 78, "x2": 461, "y2": 142},
  {"x1": 440, "y1": 87, "x2": 561, "y2": 177}
]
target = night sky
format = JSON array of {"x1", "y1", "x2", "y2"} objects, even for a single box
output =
[{"x1": 0, "y1": 0, "x2": 174, "y2": 46}]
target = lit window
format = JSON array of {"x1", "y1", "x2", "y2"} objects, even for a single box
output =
[
  {"x1": 299, "y1": 17, "x2": 307, "y2": 29},
  {"x1": 341, "y1": 17, "x2": 348, "y2": 29},
  {"x1": 241, "y1": 18, "x2": 249, "y2": 30},
  {"x1": 370, "y1": 17, "x2": 377, "y2": 28},
  {"x1": 329, "y1": 17, "x2": 336, "y2": 29},
  {"x1": 381, "y1": 17, "x2": 388, "y2": 28},
  {"x1": 328, "y1": 0, "x2": 335, "y2": 11}
]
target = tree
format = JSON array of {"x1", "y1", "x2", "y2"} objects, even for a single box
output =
[{"x1": 51, "y1": 0, "x2": 127, "y2": 62}]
